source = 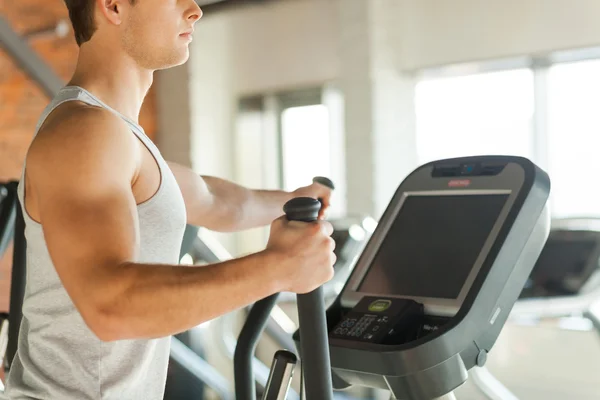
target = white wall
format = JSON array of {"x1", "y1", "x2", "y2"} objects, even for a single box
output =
[
  {"x1": 158, "y1": 0, "x2": 600, "y2": 219},
  {"x1": 158, "y1": 0, "x2": 339, "y2": 171},
  {"x1": 398, "y1": 0, "x2": 600, "y2": 70},
  {"x1": 158, "y1": 0, "x2": 600, "y2": 170},
  {"x1": 189, "y1": 13, "x2": 234, "y2": 178},
  {"x1": 156, "y1": 64, "x2": 193, "y2": 167},
  {"x1": 228, "y1": 0, "x2": 339, "y2": 95},
  {"x1": 157, "y1": 0, "x2": 600, "y2": 218}
]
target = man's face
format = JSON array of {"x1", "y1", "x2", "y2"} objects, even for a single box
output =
[{"x1": 120, "y1": 0, "x2": 202, "y2": 70}]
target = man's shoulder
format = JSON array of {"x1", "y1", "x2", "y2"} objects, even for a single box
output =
[
  {"x1": 34, "y1": 102, "x2": 133, "y2": 150},
  {"x1": 27, "y1": 103, "x2": 139, "y2": 185}
]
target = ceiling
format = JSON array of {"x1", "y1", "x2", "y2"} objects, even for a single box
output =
[
  {"x1": 196, "y1": 0, "x2": 229, "y2": 5},
  {"x1": 196, "y1": 0, "x2": 273, "y2": 12}
]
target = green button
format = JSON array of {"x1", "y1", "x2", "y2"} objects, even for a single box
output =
[{"x1": 368, "y1": 299, "x2": 392, "y2": 312}]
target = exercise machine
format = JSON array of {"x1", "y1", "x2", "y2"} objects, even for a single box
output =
[
  {"x1": 236, "y1": 156, "x2": 550, "y2": 399},
  {"x1": 471, "y1": 218, "x2": 600, "y2": 399},
  {"x1": 520, "y1": 218, "x2": 600, "y2": 299},
  {"x1": 512, "y1": 217, "x2": 600, "y2": 320}
]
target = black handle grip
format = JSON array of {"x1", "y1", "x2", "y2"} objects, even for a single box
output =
[
  {"x1": 284, "y1": 177, "x2": 334, "y2": 400},
  {"x1": 283, "y1": 197, "x2": 321, "y2": 222},
  {"x1": 283, "y1": 177, "x2": 334, "y2": 222},
  {"x1": 313, "y1": 176, "x2": 335, "y2": 190}
]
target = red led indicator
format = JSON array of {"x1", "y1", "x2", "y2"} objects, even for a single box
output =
[{"x1": 448, "y1": 179, "x2": 471, "y2": 188}]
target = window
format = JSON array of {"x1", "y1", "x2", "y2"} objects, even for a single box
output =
[
  {"x1": 281, "y1": 104, "x2": 331, "y2": 192},
  {"x1": 415, "y1": 69, "x2": 535, "y2": 165},
  {"x1": 547, "y1": 59, "x2": 600, "y2": 218},
  {"x1": 234, "y1": 88, "x2": 345, "y2": 255},
  {"x1": 416, "y1": 56, "x2": 600, "y2": 219}
]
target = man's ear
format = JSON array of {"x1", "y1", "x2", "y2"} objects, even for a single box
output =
[{"x1": 95, "y1": 0, "x2": 126, "y2": 25}]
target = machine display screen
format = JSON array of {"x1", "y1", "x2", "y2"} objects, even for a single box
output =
[
  {"x1": 358, "y1": 194, "x2": 509, "y2": 299},
  {"x1": 523, "y1": 235, "x2": 598, "y2": 295}
]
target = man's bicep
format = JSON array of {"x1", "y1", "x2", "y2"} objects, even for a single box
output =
[
  {"x1": 29, "y1": 110, "x2": 141, "y2": 314},
  {"x1": 35, "y1": 176, "x2": 139, "y2": 331},
  {"x1": 39, "y1": 180, "x2": 140, "y2": 273}
]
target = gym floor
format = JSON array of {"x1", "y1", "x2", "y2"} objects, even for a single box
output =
[{"x1": 457, "y1": 321, "x2": 600, "y2": 399}]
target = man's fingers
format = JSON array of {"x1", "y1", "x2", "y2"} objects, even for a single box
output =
[{"x1": 319, "y1": 220, "x2": 334, "y2": 236}]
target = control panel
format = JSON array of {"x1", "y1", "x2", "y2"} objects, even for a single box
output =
[{"x1": 329, "y1": 296, "x2": 423, "y2": 344}]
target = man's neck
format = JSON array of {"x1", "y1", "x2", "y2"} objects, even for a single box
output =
[{"x1": 68, "y1": 43, "x2": 154, "y2": 123}]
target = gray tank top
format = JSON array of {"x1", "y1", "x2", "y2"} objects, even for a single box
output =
[{"x1": 5, "y1": 86, "x2": 187, "y2": 399}]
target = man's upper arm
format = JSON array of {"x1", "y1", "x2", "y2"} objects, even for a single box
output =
[
  {"x1": 27, "y1": 108, "x2": 140, "y2": 326},
  {"x1": 167, "y1": 161, "x2": 216, "y2": 226}
]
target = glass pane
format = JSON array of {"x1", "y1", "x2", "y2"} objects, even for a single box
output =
[
  {"x1": 548, "y1": 60, "x2": 600, "y2": 218},
  {"x1": 281, "y1": 105, "x2": 331, "y2": 191},
  {"x1": 415, "y1": 69, "x2": 534, "y2": 164}
]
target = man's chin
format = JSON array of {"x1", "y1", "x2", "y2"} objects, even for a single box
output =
[{"x1": 155, "y1": 53, "x2": 190, "y2": 71}]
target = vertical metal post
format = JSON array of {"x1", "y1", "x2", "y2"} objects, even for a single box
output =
[{"x1": 0, "y1": 17, "x2": 63, "y2": 98}]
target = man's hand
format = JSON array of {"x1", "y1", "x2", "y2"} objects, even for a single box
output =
[
  {"x1": 293, "y1": 181, "x2": 334, "y2": 220},
  {"x1": 266, "y1": 216, "x2": 336, "y2": 293}
]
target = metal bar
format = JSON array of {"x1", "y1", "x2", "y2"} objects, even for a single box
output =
[
  {"x1": 393, "y1": 394, "x2": 457, "y2": 400},
  {"x1": 284, "y1": 196, "x2": 335, "y2": 400},
  {"x1": 0, "y1": 184, "x2": 16, "y2": 259},
  {"x1": 0, "y1": 17, "x2": 63, "y2": 98},
  {"x1": 235, "y1": 294, "x2": 280, "y2": 400},
  {"x1": 262, "y1": 350, "x2": 297, "y2": 400},
  {"x1": 5, "y1": 182, "x2": 24, "y2": 372},
  {"x1": 583, "y1": 298, "x2": 600, "y2": 339},
  {"x1": 532, "y1": 65, "x2": 549, "y2": 171},
  {"x1": 169, "y1": 337, "x2": 233, "y2": 400},
  {"x1": 470, "y1": 367, "x2": 519, "y2": 400},
  {"x1": 0, "y1": 315, "x2": 9, "y2": 368},
  {"x1": 510, "y1": 285, "x2": 600, "y2": 319},
  {"x1": 217, "y1": 313, "x2": 300, "y2": 399},
  {"x1": 189, "y1": 232, "x2": 297, "y2": 352},
  {"x1": 179, "y1": 224, "x2": 200, "y2": 260},
  {"x1": 434, "y1": 394, "x2": 458, "y2": 400},
  {"x1": 297, "y1": 288, "x2": 334, "y2": 400},
  {"x1": 189, "y1": 233, "x2": 300, "y2": 397},
  {"x1": 265, "y1": 315, "x2": 296, "y2": 352},
  {"x1": 193, "y1": 229, "x2": 233, "y2": 263}
]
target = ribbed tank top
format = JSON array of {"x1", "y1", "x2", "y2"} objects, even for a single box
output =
[{"x1": 5, "y1": 86, "x2": 187, "y2": 399}]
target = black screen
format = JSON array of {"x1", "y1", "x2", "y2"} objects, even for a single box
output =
[
  {"x1": 358, "y1": 194, "x2": 509, "y2": 299},
  {"x1": 524, "y1": 235, "x2": 598, "y2": 295}
]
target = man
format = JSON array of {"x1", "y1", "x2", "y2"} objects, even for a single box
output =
[{"x1": 4, "y1": 0, "x2": 335, "y2": 399}]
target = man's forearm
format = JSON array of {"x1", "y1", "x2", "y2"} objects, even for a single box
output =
[
  {"x1": 91, "y1": 251, "x2": 282, "y2": 341},
  {"x1": 202, "y1": 176, "x2": 293, "y2": 231}
]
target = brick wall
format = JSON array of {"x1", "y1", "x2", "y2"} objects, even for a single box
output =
[{"x1": 0, "y1": 0, "x2": 158, "y2": 313}]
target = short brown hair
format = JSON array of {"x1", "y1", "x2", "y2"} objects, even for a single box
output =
[
  {"x1": 64, "y1": 0, "x2": 97, "y2": 46},
  {"x1": 64, "y1": 0, "x2": 136, "y2": 46}
]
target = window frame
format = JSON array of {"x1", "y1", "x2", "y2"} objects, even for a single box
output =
[{"x1": 414, "y1": 46, "x2": 600, "y2": 218}]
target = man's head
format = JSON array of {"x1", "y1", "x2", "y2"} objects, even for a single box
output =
[{"x1": 64, "y1": 0, "x2": 202, "y2": 70}]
